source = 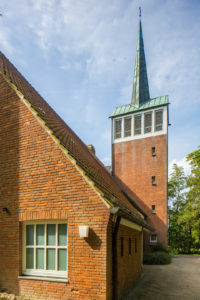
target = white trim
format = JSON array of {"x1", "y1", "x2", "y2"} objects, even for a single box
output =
[
  {"x1": 120, "y1": 218, "x2": 142, "y2": 231},
  {"x1": 18, "y1": 276, "x2": 68, "y2": 283},
  {"x1": 112, "y1": 106, "x2": 167, "y2": 144}
]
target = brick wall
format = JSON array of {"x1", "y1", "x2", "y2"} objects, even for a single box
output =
[
  {"x1": 0, "y1": 74, "x2": 111, "y2": 299},
  {"x1": 112, "y1": 135, "x2": 168, "y2": 249}
]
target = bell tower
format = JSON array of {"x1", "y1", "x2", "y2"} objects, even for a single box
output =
[{"x1": 111, "y1": 8, "x2": 169, "y2": 249}]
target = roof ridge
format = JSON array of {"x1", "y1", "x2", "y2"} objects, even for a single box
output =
[{"x1": 0, "y1": 51, "x2": 150, "y2": 229}]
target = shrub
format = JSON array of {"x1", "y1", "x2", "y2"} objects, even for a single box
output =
[
  {"x1": 143, "y1": 251, "x2": 171, "y2": 265},
  {"x1": 151, "y1": 242, "x2": 169, "y2": 253}
]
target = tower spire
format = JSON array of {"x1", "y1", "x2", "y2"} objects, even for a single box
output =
[{"x1": 131, "y1": 7, "x2": 150, "y2": 106}]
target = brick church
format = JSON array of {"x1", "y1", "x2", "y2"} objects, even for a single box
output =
[{"x1": 0, "y1": 10, "x2": 168, "y2": 300}]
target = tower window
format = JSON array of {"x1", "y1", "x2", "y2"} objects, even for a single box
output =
[
  {"x1": 150, "y1": 234, "x2": 157, "y2": 243},
  {"x1": 155, "y1": 110, "x2": 163, "y2": 131},
  {"x1": 134, "y1": 114, "x2": 141, "y2": 135},
  {"x1": 121, "y1": 237, "x2": 124, "y2": 257},
  {"x1": 124, "y1": 117, "x2": 132, "y2": 137},
  {"x1": 152, "y1": 205, "x2": 156, "y2": 214},
  {"x1": 152, "y1": 147, "x2": 156, "y2": 156},
  {"x1": 114, "y1": 119, "x2": 122, "y2": 139},
  {"x1": 144, "y1": 112, "x2": 152, "y2": 133},
  {"x1": 152, "y1": 176, "x2": 156, "y2": 185}
]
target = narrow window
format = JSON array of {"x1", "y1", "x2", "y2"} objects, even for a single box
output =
[
  {"x1": 129, "y1": 238, "x2": 131, "y2": 255},
  {"x1": 144, "y1": 112, "x2": 152, "y2": 133},
  {"x1": 150, "y1": 234, "x2": 157, "y2": 243},
  {"x1": 155, "y1": 110, "x2": 163, "y2": 131},
  {"x1": 135, "y1": 237, "x2": 137, "y2": 253},
  {"x1": 114, "y1": 119, "x2": 122, "y2": 139},
  {"x1": 124, "y1": 117, "x2": 132, "y2": 137},
  {"x1": 121, "y1": 237, "x2": 124, "y2": 257},
  {"x1": 152, "y1": 147, "x2": 156, "y2": 156},
  {"x1": 134, "y1": 114, "x2": 141, "y2": 135},
  {"x1": 152, "y1": 176, "x2": 156, "y2": 185},
  {"x1": 152, "y1": 205, "x2": 156, "y2": 214}
]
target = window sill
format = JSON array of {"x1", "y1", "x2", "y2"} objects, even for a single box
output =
[{"x1": 18, "y1": 275, "x2": 68, "y2": 283}]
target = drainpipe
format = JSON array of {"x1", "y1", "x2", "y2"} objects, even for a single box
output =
[{"x1": 110, "y1": 207, "x2": 121, "y2": 300}]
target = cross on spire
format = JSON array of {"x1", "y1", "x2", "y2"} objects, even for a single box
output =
[{"x1": 131, "y1": 7, "x2": 150, "y2": 106}]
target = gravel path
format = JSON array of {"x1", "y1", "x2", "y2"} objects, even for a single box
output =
[{"x1": 123, "y1": 255, "x2": 200, "y2": 300}]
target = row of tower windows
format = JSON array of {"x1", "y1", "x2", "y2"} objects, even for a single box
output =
[{"x1": 114, "y1": 109, "x2": 163, "y2": 140}]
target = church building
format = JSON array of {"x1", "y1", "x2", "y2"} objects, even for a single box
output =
[
  {"x1": 111, "y1": 9, "x2": 169, "y2": 250},
  {"x1": 0, "y1": 8, "x2": 168, "y2": 300}
]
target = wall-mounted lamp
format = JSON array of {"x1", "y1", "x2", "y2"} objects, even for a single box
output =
[
  {"x1": 2, "y1": 207, "x2": 9, "y2": 213},
  {"x1": 79, "y1": 225, "x2": 89, "y2": 238}
]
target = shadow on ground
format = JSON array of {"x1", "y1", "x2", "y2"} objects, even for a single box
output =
[{"x1": 122, "y1": 255, "x2": 200, "y2": 300}]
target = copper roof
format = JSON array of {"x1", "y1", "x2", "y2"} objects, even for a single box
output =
[{"x1": 0, "y1": 52, "x2": 153, "y2": 231}]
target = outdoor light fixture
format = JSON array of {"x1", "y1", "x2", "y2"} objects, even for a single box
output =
[{"x1": 79, "y1": 225, "x2": 89, "y2": 238}]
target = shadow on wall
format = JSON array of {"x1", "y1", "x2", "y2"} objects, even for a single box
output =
[{"x1": 85, "y1": 228, "x2": 102, "y2": 250}]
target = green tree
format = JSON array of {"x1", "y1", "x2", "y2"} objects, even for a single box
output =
[
  {"x1": 184, "y1": 146, "x2": 200, "y2": 247},
  {"x1": 168, "y1": 163, "x2": 187, "y2": 252}
]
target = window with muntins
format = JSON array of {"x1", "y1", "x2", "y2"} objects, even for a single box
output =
[
  {"x1": 134, "y1": 114, "x2": 141, "y2": 135},
  {"x1": 23, "y1": 221, "x2": 67, "y2": 278},
  {"x1": 114, "y1": 119, "x2": 122, "y2": 139},
  {"x1": 144, "y1": 112, "x2": 152, "y2": 133},
  {"x1": 155, "y1": 110, "x2": 163, "y2": 131},
  {"x1": 124, "y1": 117, "x2": 132, "y2": 137}
]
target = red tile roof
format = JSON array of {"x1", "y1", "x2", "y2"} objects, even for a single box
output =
[{"x1": 0, "y1": 52, "x2": 153, "y2": 231}]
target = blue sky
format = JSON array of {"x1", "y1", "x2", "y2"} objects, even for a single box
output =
[{"x1": 0, "y1": 0, "x2": 199, "y2": 174}]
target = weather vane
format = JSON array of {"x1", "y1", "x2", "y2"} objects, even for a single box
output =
[{"x1": 139, "y1": 7, "x2": 141, "y2": 19}]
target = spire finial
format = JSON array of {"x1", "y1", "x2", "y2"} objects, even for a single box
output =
[{"x1": 131, "y1": 7, "x2": 150, "y2": 106}]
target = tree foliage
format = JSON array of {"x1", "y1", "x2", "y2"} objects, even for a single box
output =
[{"x1": 168, "y1": 146, "x2": 200, "y2": 253}]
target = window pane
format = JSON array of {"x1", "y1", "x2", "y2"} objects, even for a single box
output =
[
  {"x1": 47, "y1": 249, "x2": 56, "y2": 270},
  {"x1": 36, "y1": 225, "x2": 45, "y2": 245},
  {"x1": 144, "y1": 112, "x2": 152, "y2": 133},
  {"x1": 134, "y1": 115, "x2": 141, "y2": 135},
  {"x1": 36, "y1": 248, "x2": 44, "y2": 269},
  {"x1": 114, "y1": 119, "x2": 122, "y2": 139},
  {"x1": 26, "y1": 248, "x2": 34, "y2": 269},
  {"x1": 124, "y1": 117, "x2": 131, "y2": 137},
  {"x1": 26, "y1": 225, "x2": 34, "y2": 246},
  {"x1": 58, "y1": 249, "x2": 67, "y2": 271},
  {"x1": 47, "y1": 224, "x2": 56, "y2": 245},
  {"x1": 58, "y1": 224, "x2": 67, "y2": 246},
  {"x1": 155, "y1": 110, "x2": 163, "y2": 131}
]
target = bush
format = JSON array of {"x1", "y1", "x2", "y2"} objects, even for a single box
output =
[
  {"x1": 151, "y1": 242, "x2": 169, "y2": 253},
  {"x1": 143, "y1": 251, "x2": 171, "y2": 265}
]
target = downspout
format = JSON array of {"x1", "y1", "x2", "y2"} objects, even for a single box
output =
[{"x1": 110, "y1": 207, "x2": 121, "y2": 300}]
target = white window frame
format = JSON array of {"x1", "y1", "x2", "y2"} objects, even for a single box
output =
[
  {"x1": 154, "y1": 109, "x2": 163, "y2": 132},
  {"x1": 22, "y1": 220, "x2": 68, "y2": 279},
  {"x1": 144, "y1": 112, "x2": 152, "y2": 134},
  {"x1": 114, "y1": 118, "x2": 122, "y2": 139},
  {"x1": 134, "y1": 114, "x2": 142, "y2": 136},
  {"x1": 124, "y1": 116, "x2": 132, "y2": 137},
  {"x1": 150, "y1": 234, "x2": 157, "y2": 243}
]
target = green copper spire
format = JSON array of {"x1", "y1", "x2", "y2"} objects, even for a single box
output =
[{"x1": 131, "y1": 7, "x2": 150, "y2": 106}]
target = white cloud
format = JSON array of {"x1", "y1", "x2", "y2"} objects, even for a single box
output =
[{"x1": 169, "y1": 158, "x2": 191, "y2": 176}]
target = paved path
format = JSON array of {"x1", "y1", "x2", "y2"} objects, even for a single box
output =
[{"x1": 123, "y1": 255, "x2": 200, "y2": 300}]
